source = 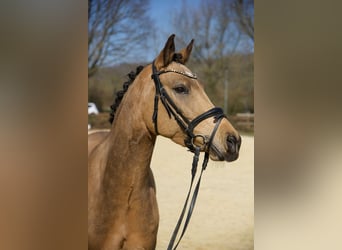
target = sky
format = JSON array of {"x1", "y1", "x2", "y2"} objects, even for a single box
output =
[
  {"x1": 149, "y1": 0, "x2": 186, "y2": 21},
  {"x1": 144, "y1": 0, "x2": 203, "y2": 62},
  {"x1": 122, "y1": 0, "x2": 253, "y2": 64}
]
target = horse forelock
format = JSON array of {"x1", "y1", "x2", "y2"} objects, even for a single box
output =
[{"x1": 172, "y1": 53, "x2": 183, "y2": 63}]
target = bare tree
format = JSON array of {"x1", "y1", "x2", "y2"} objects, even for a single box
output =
[
  {"x1": 88, "y1": 0, "x2": 152, "y2": 77},
  {"x1": 232, "y1": 0, "x2": 254, "y2": 41},
  {"x1": 172, "y1": 0, "x2": 253, "y2": 64},
  {"x1": 172, "y1": 0, "x2": 237, "y2": 65},
  {"x1": 171, "y1": 0, "x2": 254, "y2": 113},
  {"x1": 171, "y1": 0, "x2": 241, "y2": 96}
]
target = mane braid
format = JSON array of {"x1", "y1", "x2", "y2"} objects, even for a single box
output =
[
  {"x1": 109, "y1": 54, "x2": 183, "y2": 124},
  {"x1": 109, "y1": 65, "x2": 144, "y2": 124}
]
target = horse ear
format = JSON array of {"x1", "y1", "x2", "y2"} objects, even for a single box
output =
[
  {"x1": 178, "y1": 39, "x2": 194, "y2": 64},
  {"x1": 154, "y1": 34, "x2": 176, "y2": 70}
]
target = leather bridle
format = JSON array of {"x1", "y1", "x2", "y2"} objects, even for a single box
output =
[
  {"x1": 151, "y1": 61, "x2": 225, "y2": 152},
  {"x1": 151, "y1": 61, "x2": 226, "y2": 249}
]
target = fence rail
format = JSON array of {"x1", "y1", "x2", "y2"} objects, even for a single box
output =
[{"x1": 230, "y1": 113, "x2": 254, "y2": 132}]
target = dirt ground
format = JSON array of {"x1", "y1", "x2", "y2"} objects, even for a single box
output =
[{"x1": 151, "y1": 135, "x2": 254, "y2": 250}]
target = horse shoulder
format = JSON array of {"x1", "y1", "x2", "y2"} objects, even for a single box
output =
[{"x1": 88, "y1": 130, "x2": 110, "y2": 156}]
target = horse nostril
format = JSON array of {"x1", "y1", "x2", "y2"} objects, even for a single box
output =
[
  {"x1": 227, "y1": 135, "x2": 237, "y2": 143},
  {"x1": 227, "y1": 134, "x2": 241, "y2": 154}
]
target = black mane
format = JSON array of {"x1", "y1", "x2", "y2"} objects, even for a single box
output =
[
  {"x1": 109, "y1": 65, "x2": 144, "y2": 124},
  {"x1": 109, "y1": 54, "x2": 183, "y2": 124}
]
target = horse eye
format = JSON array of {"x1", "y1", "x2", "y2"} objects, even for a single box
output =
[{"x1": 173, "y1": 85, "x2": 189, "y2": 94}]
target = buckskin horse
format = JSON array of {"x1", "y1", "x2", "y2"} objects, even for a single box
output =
[{"x1": 88, "y1": 34, "x2": 241, "y2": 250}]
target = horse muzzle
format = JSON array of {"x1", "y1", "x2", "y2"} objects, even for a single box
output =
[{"x1": 225, "y1": 134, "x2": 241, "y2": 162}]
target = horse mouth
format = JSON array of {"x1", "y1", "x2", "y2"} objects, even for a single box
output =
[{"x1": 209, "y1": 144, "x2": 239, "y2": 162}]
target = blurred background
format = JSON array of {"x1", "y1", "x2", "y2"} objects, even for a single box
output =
[
  {"x1": 1, "y1": 0, "x2": 342, "y2": 249},
  {"x1": 88, "y1": 0, "x2": 254, "y2": 133}
]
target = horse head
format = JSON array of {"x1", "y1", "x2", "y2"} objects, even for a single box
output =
[{"x1": 129, "y1": 34, "x2": 241, "y2": 162}]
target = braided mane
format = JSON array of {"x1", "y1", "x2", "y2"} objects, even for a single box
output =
[
  {"x1": 109, "y1": 65, "x2": 144, "y2": 124},
  {"x1": 109, "y1": 53, "x2": 183, "y2": 124}
]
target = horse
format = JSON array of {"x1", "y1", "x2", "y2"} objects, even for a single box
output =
[
  {"x1": 88, "y1": 130, "x2": 110, "y2": 155},
  {"x1": 88, "y1": 34, "x2": 241, "y2": 250}
]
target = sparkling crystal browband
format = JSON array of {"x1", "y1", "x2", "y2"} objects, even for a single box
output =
[{"x1": 158, "y1": 68, "x2": 197, "y2": 79}]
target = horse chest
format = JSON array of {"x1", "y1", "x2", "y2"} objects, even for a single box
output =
[{"x1": 100, "y1": 186, "x2": 159, "y2": 250}]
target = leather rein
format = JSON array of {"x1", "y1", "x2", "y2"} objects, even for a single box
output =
[{"x1": 151, "y1": 61, "x2": 226, "y2": 250}]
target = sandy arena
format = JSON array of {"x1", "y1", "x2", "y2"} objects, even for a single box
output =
[
  {"x1": 88, "y1": 131, "x2": 254, "y2": 249},
  {"x1": 151, "y1": 135, "x2": 254, "y2": 250}
]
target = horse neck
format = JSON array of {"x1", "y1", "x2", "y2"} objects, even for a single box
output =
[{"x1": 103, "y1": 95, "x2": 156, "y2": 191}]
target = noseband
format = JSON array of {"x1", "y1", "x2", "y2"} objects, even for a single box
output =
[{"x1": 151, "y1": 61, "x2": 226, "y2": 249}]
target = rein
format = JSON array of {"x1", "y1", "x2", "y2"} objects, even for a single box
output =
[{"x1": 151, "y1": 61, "x2": 225, "y2": 249}]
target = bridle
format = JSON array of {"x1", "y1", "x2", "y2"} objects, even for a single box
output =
[
  {"x1": 151, "y1": 61, "x2": 226, "y2": 249},
  {"x1": 151, "y1": 61, "x2": 225, "y2": 152}
]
